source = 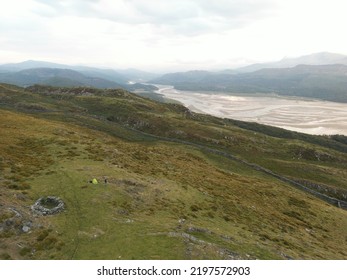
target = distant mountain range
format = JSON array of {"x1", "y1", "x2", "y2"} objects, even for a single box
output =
[
  {"x1": 0, "y1": 60, "x2": 159, "y2": 91},
  {"x1": 235, "y1": 52, "x2": 347, "y2": 72},
  {"x1": 0, "y1": 60, "x2": 68, "y2": 72},
  {"x1": 2, "y1": 52, "x2": 347, "y2": 102},
  {"x1": 151, "y1": 53, "x2": 347, "y2": 103}
]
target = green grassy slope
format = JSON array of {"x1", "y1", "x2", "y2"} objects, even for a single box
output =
[{"x1": 0, "y1": 84, "x2": 346, "y2": 260}]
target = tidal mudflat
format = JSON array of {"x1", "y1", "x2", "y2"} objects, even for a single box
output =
[{"x1": 156, "y1": 86, "x2": 347, "y2": 136}]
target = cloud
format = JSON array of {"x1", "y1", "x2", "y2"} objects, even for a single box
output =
[
  {"x1": 32, "y1": 0, "x2": 276, "y2": 36},
  {"x1": 2, "y1": 0, "x2": 346, "y2": 71}
]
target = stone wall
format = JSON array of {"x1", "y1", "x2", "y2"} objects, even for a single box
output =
[{"x1": 31, "y1": 196, "x2": 65, "y2": 216}]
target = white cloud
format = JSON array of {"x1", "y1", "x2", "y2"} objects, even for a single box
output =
[
  {"x1": 0, "y1": 0, "x2": 347, "y2": 71},
  {"x1": 32, "y1": 0, "x2": 275, "y2": 35}
]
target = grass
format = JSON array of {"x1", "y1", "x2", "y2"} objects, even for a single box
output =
[{"x1": 0, "y1": 84, "x2": 347, "y2": 260}]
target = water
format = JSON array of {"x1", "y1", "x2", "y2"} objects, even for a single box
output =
[{"x1": 155, "y1": 85, "x2": 347, "y2": 136}]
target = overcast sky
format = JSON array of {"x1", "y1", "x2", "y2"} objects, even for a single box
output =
[{"x1": 0, "y1": 0, "x2": 346, "y2": 71}]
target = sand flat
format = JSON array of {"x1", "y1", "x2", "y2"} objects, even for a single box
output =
[{"x1": 156, "y1": 85, "x2": 347, "y2": 136}]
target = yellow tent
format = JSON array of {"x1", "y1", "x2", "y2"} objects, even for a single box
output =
[{"x1": 92, "y1": 178, "x2": 98, "y2": 184}]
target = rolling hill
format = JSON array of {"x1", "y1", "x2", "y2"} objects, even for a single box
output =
[
  {"x1": 0, "y1": 60, "x2": 158, "y2": 84},
  {"x1": 0, "y1": 67, "x2": 158, "y2": 93},
  {"x1": 0, "y1": 60, "x2": 69, "y2": 72},
  {"x1": 151, "y1": 64, "x2": 347, "y2": 103},
  {"x1": 0, "y1": 68, "x2": 124, "y2": 88},
  {"x1": 0, "y1": 83, "x2": 346, "y2": 260}
]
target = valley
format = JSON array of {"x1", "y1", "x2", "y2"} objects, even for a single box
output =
[
  {"x1": 1, "y1": 0, "x2": 347, "y2": 267},
  {"x1": 155, "y1": 85, "x2": 347, "y2": 136}
]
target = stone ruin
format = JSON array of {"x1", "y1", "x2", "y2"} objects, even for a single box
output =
[{"x1": 31, "y1": 196, "x2": 65, "y2": 216}]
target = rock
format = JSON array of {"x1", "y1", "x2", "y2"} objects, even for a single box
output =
[
  {"x1": 187, "y1": 227, "x2": 211, "y2": 234},
  {"x1": 9, "y1": 207, "x2": 22, "y2": 217},
  {"x1": 5, "y1": 219, "x2": 14, "y2": 226},
  {"x1": 22, "y1": 226, "x2": 30, "y2": 233},
  {"x1": 117, "y1": 209, "x2": 129, "y2": 215}
]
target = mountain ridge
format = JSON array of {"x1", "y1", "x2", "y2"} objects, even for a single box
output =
[
  {"x1": 0, "y1": 68, "x2": 124, "y2": 89},
  {"x1": 151, "y1": 64, "x2": 347, "y2": 103},
  {"x1": 236, "y1": 52, "x2": 347, "y2": 72},
  {"x1": 0, "y1": 60, "x2": 159, "y2": 84},
  {"x1": 0, "y1": 67, "x2": 158, "y2": 93}
]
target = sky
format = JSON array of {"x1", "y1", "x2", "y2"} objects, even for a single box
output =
[{"x1": 0, "y1": 0, "x2": 347, "y2": 72}]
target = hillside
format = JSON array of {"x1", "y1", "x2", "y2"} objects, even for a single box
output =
[
  {"x1": 151, "y1": 64, "x2": 347, "y2": 103},
  {"x1": 0, "y1": 83, "x2": 347, "y2": 260},
  {"x1": 0, "y1": 68, "x2": 159, "y2": 94},
  {"x1": 0, "y1": 68, "x2": 124, "y2": 89}
]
